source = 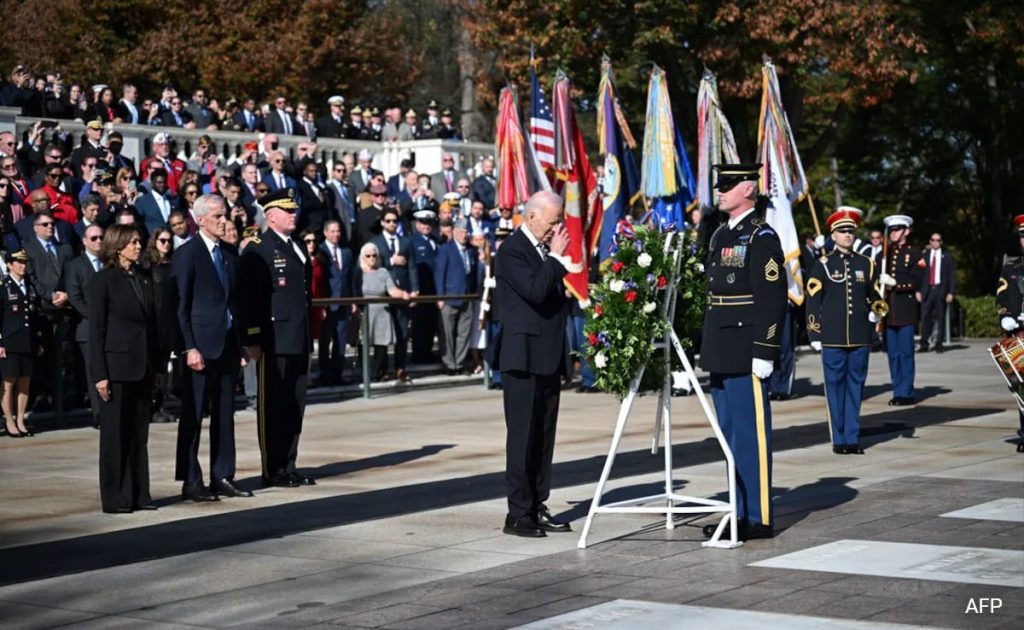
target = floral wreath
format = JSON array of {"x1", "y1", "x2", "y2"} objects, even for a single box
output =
[{"x1": 583, "y1": 220, "x2": 705, "y2": 398}]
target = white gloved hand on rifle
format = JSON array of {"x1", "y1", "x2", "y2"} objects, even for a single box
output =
[
  {"x1": 1001, "y1": 316, "x2": 1019, "y2": 332},
  {"x1": 483, "y1": 277, "x2": 497, "y2": 289},
  {"x1": 868, "y1": 312, "x2": 880, "y2": 324},
  {"x1": 814, "y1": 234, "x2": 826, "y2": 250},
  {"x1": 879, "y1": 273, "x2": 897, "y2": 287},
  {"x1": 810, "y1": 341, "x2": 822, "y2": 352}
]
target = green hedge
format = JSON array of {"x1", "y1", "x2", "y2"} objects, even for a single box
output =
[{"x1": 959, "y1": 296, "x2": 1001, "y2": 338}]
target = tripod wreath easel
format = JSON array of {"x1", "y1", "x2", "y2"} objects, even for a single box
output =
[{"x1": 576, "y1": 232, "x2": 742, "y2": 549}]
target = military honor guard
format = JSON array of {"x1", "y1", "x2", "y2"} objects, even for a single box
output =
[
  {"x1": 996, "y1": 214, "x2": 1024, "y2": 453},
  {"x1": 877, "y1": 215, "x2": 924, "y2": 406},
  {"x1": 699, "y1": 164, "x2": 787, "y2": 541},
  {"x1": 238, "y1": 189, "x2": 317, "y2": 488},
  {"x1": 805, "y1": 208, "x2": 881, "y2": 455},
  {"x1": 1, "y1": 251, "x2": 43, "y2": 438}
]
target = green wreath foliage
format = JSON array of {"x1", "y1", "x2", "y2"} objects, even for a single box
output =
[{"x1": 583, "y1": 224, "x2": 706, "y2": 398}]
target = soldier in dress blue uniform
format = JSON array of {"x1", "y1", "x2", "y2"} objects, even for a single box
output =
[
  {"x1": 0, "y1": 250, "x2": 43, "y2": 438},
  {"x1": 995, "y1": 213, "x2": 1024, "y2": 453},
  {"x1": 877, "y1": 215, "x2": 924, "y2": 406},
  {"x1": 806, "y1": 209, "x2": 881, "y2": 455},
  {"x1": 238, "y1": 188, "x2": 317, "y2": 488},
  {"x1": 699, "y1": 164, "x2": 787, "y2": 541}
]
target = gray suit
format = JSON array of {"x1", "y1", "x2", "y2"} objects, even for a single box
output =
[{"x1": 430, "y1": 169, "x2": 469, "y2": 202}]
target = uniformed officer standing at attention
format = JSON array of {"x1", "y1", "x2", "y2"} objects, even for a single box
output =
[
  {"x1": 805, "y1": 208, "x2": 880, "y2": 455},
  {"x1": 700, "y1": 163, "x2": 787, "y2": 541},
  {"x1": 238, "y1": 189, "x2": 317, "y2": 488},
  {"x1": 876, "y1": 215, "x2": 924, "y2": 406},
  {"x1": 0, "y1": 251, "x2": 43, "y2": 438},
  {"x1": 995, "y1": 213, "x2": 1024, "y2": 453}
]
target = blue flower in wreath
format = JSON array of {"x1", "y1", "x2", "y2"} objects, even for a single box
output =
[
  {"x1": 597, "y1": 331, "x2": 611, "y2": 347},
  {"x1": 623, "y1": 279, "x2": 638, "y2": 291},
  {"x1": 646, "y1": 273, "x2": 656, "y2": 287}
]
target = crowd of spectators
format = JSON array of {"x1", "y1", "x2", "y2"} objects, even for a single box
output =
[
  {"x1": 0, "y1": 66, "x2": 464, "y2": 141},
  {"x1": 0, "y1": 65, "x2": 504, "y2": 432}
]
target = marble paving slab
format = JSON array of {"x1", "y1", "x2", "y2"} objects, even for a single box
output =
[
  {"x1": 940, "y1": 498, "x2": 1024, "y2": 523},
  {"x1": 515, "y1": 600, "x2": 936, "y2": 629},
  {"x1": 752, "y1": 540, "x2": 1024, "y2": 588}
]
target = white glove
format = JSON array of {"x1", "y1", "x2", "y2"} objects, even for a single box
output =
[
  {"x1": 868, "y1": 312, "x2": 880, "y2": 324},
  {"x1": 1001, "y1": 317, "x2": 1018, "y2": 332},
  {"x1": 879, "y1": 273, "x2": 897, "y2": 287},
  {"x1": 813, "y1": 234, "x2": 825, "y2": 249},
  {"x1": 752, "y1": 358, "x2": 774, "y2": 380},
  {"x1": 810, "y1": 341, "x2": 822, "y2": 352},
  {"x1": 483, "y1": 277, "x2": 497, "y2": 289}
]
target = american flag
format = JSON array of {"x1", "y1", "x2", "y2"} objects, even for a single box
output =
[{"x1": 530, "y1": 63, "x2": 555, "y2": 172}]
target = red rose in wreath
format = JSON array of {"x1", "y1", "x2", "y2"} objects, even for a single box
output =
[
  {"x1": 611, "y1": 261, "x2": 624, "y2": 273},
  {"x1": 656, "y1": 275, "x2": 667, "y2": 288},
  {"x1": 594, "y1": 303, "x2": 604, "y2": 317},
  {"x1": 625, "y1": 290, "x2": 638, "y2": 303},
  {"x1": 588, "y1": 332, "x2": 599, "y2": 346}
]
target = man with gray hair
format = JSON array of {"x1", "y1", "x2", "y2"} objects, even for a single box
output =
[
  {"x1": 434, "y1": 217, "x2": 477, "y2": 375},
  {"x1": 348, "y1": 148, "x2": 377, "y2": 194},
  {"x1": 494, "y1": 190, "x2": 572, "y2": 537},
  {"x1": 172, "y1": 194, "x2": 251, "y2": 502}
]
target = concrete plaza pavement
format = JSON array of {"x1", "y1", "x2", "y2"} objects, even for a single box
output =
[{"x1": 0, "y1": 339, "x2": 1021, "y2": 629}]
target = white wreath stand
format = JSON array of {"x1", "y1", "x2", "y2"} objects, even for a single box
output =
[{"x1": 576, "y1": 233, "x2": 742, "y2": 549}]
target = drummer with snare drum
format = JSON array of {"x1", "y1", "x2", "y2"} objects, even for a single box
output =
[{"x1": 996, "y1": 213, "x2": 1024, "y2": 453}]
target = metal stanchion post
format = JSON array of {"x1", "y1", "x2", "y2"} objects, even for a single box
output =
[{"x1": 361, "y1": 306, "x2": 371, "y2": 400}]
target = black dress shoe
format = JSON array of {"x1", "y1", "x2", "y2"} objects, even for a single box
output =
[
  {"x1": 832, "y1": 444, "x2": 846, "y2": 455},
  {"x1": 535, "y1": 509, "x2": 571, "y2": 533},
  {"x1": 846, "y1": 444, "x2": 865, "y2": 454},
  {"x1": 134, "y1": 503, "x2": 158, "y2": 511},
  {"x1": 1017, "y1": 442, "x2": 1023, "y2": 453},
  {"x1": 288, "y1": 472, "x2": 316, "y2": 486},
  {"x1": 488, "y1": 382, "x2": 503, "y2": 391},
  {"x1": 5, "y1": 428, "x2": 24, "y2": 438},
  {"x1": 503, "y1": 515, "x2": 545, "y2": 538},
  {"x1": 888, "y1": 398, "x2": 899, "y2": 406},
  {"x1": 772, "y1": 393, "x2": 791, "y2": 401},
  {"x1": 262, "y1": 474, "x2": 300, "y2": 488},
  {"x1": 211, "y1": 478, "x2": 254, "y2": 497},
  {"x1": 103, "y1": 506, "x2": 133, "y2": 514},
  {"x1": 744, "y1": 521, "x2": 775, "y2": 540},
  {"x1": 703, "y1": 519, "x2": 747, "y2": 539},
  {"x1": 897, "y1": 397, "x2": 915, "y2": 406},
  {"x1": 182, "y1": 482, "x2": 220, "y2": 502},
  {"x1": 934, "y1": 345, "x2": 944, "y2": 354}
]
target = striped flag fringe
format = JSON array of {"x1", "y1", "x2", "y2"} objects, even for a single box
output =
[
  {"x1": 696, "y1": 69, "x2": 739, "y2": 212},
  {"x1": 594, "y1": 56, "x2": 640, "y2": 262},
  {"x1": 640, "y1": 65, "x2": 678, "y2": 200},
  {"x1": 494, "y1": 85, "x2": 530, "y2": 209}
]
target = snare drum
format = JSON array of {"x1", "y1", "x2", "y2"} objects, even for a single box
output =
[{"x1": 990, "y1": 332, "x2": 1024, "y2": 389}]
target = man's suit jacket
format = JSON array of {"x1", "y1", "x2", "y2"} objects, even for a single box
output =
[
  {"x1": 371, "y1": 233, "x2": 419, "y2": 293},
  {"x1": 113, "y1": 100, "x2": 142, "y2": 124},
  {"x1": 326, "y1": 180, "x2": 356, "y2": 247},
  {"x1": 136, "y1": 189, "x2": 174, "y2": 234},
  {"x1": 347, "y1": 168, "x2": 379, "y2": 195},
  {"x1": 471, "y1": 174, "x2": 497, "y2": 210},
  {"x1": 172, "y1": 235, "x2": 238, "y2": 360},
  {"x1": 87, "y1": 265, "x2": 160, "y2": 383},
  {"x1": 355, "y1": 205, "x2": 384, "y2": 251},
  {"x1": 922, "y1": 249, "x2": 956, "y2": 299},
  {"x1": 434, "y1": 240, "x2": 478, "y2": 308},
  {"x1": 65, "y1": 253, "x2": 101, "y2": 342},
  {"x1": 430, "y1": 169, "x2": 468, "y2": 201},
  {"x1": 493, "y1": 228, "x2": 569, "y2": 376},
  {"x1": 232, "y1": 110, "x2": 265, "y2": 132},
  {"x1": 265, "y1": 109, "x2": 302, "y2": 136},
  {"x1": 24, "y1": 236, "x2": 75, "y2": 309},
  {"x1": 386, "y1": 173, "x2": 404, "y2": 198},
  {"x1": 15, "y1": 217, "x2": 76, "y2": 251},
  {"x1": 319, "y1": 241, "x2": 355, "y2": 313},
  {"x1": 263, "y1": 170, "x2": 297, "y2": 193},
  {"x1": 160, "y1": 109, "x2": 195, "y2": 128},
  {"x1": 296, "y1": 178, "x2": 336, "y2": 234}
]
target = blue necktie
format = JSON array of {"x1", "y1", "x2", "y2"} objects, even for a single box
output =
[
  {"x1": 93, "y1": 257, "x2": 101, "y2": 272},
  {"x1": 212, "y1": 244, "x2": 232, "y2": 329}
]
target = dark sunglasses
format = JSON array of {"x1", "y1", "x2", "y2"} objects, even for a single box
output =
[
  {"x1": 185, "y1": 190, "x2": 199, "y2": 196},
  {"x1": 371, "y1": 193, "x2": 386, "y2": 197},
  {"x1": 930, "y1": 238, "x2": 942, "y2": 242},
  {"x1": 364, "y1": 253, "x2": 378, "y2": 258},
  {"x1": 381, "y1": 218, "x2": 397, "y2": 224},
  {"x1": 303, "y1": 238, "x2": 315, "y2": 244},
  {"x1": 83, "y1": 162, "x2": 97, "y2": 168},
  {"x1": 37, "y1": 221, "x2": 54, "y2": 227},
  {"x1": 1, "y1": 164, "x2": 16, "y2": 169},
  {"x1": 46, "y1": 171, "x2": 61, "y2": 178},
  {"x1": 0, "y1": 183, "x2": 8, "y2": 188},
  {"x1": 256, "y1": 188, "x2": 269, "y2": 194},
  {"x1": 157, "y1": 237, "x2": 171, "y2": 244},
  {"x1": 87, "y1": 235, "x2": 102, "y2": 242}
]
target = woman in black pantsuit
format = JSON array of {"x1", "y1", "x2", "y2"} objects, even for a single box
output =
[{"x1": 89, "y1": 225, "x2": 161, "y2": 514}]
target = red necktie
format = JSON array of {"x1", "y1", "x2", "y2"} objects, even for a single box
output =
[
  {"x1": 333, "y1": 245, "x2": 341, "y2": 271},
  {"x1": 930, "y1": 252, "x2": 938, "y2": 285}
]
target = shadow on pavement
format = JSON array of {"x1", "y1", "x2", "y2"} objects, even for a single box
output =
[{"x1": 0, "y1": 405, "x2": 993, "y2": 586}]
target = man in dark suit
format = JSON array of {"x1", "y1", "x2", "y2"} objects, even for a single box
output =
[
  {"x1": 325, "y1": 161, "x2": 356, "y2": 250},
  {"x1": 434, "y1": 218, "x2": 477, "y2": 375},
  {"x1": 387, "y1": 159, "x2": 414, "y2": 198},
  {"x1": 919, "y1": 232, "x2": 955, "y2": 353},
  {"x1": 296, "y1": 159, "x2": 335, "y2": 235},
  {"x1": 316, "y1": 96, "x2": 347, "y2": 139},
  {"x1": 318, "y1": 221, "x2": 356, "y2": 385},
  {"x1": 137, "y1": 168, "x2": 174, "y2": 235},
  {"x1": 160, "y1": 96, "x2": 195, "y2": 128},
  {"x1": 16, "y1": 191, "x2": 77, "y2": 248},
  {"x1": 232, "y1": 99, "x2": 265, "y2": 132},
  {"x1": 263, "y1": 151, "x2": 297, "y2": 193},
  {"x1": 371, "y1": 208, "x2": 419, "y2": 382},
  {"x1": 24, "y1": 211, "x2": 76, "y2": 412},
  {"x1": 265, "y1": 99, "x2": 302, "y2": 136},
  {"x1": 355, "y1": 183, "x2": 389, "y2": 249},
  {"x1": 239, "y1": 188, "x2": 316, "y2": 488},
  {"x1": 410, "y1": 211, "x2": 440, "y2": 363},
  {"x1": 467, "y1": 200, "x2": 496, "y2": 247},
  {"x1": 173, "y1": 194, "x2": 252, "y2": 502},
  {"x1": 494, "y1": 191, "x2": 572, "y2": 537},
  {"x1": 347, "y1": 149, "x2": 378, "y2": 195},
  {"x1": 65, "y1": 224, "x2": 105, "y2": 429},
  {"x1": 471, "y1": 157, "x2": 497, "y2": 213}
]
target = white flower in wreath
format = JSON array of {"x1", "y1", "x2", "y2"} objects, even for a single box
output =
[
  {"x1": 694, "y1": 261, "x2": 705, "y2": 273},
  {"x1": 637, "y1": 252, "x2": 653, "y2": 268},
  {"x1": 608, "y1": 279, "x2": 625, "y2": 293},
  {"x1": 594, "y1": 352, "x2": 608, "y2": 369},
  {"x1": 642, "y1": 302, "x2": 657, "y2": 314}
]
